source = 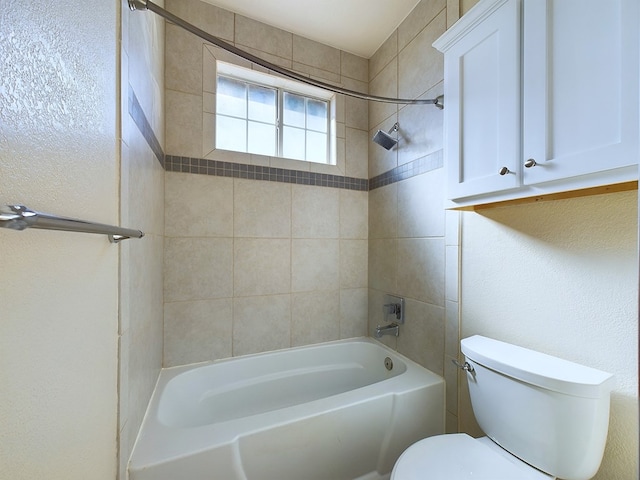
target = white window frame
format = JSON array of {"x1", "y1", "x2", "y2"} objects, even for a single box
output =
[{"x1": 216, "y1": 61, "x2": 337, "y2": 165}]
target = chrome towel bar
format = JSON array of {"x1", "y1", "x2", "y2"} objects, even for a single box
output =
[{"x1": 0, "y1": 204, "x2": 144, "y2": 243}]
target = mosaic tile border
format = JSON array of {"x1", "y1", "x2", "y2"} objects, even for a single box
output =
[
  {"x1": 128, "y1": 85, "x2": 164, "y2": 168},
  {"x1": 130, "y1": 85, "x2": 442, "y2": 191},
  {"x1": 369, "y1": 150, "x2": 443, "y2": 190},
  {"x1": 165, "y1": 156, "x2": 370, "y2": 191}
]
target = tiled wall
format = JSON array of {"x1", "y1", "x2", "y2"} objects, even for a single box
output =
[
  {"x1": 367, "y1": 0, "x2": 462, "y2": 434},
  {"x1": 163, "y1": 0, "x2": 369, "y2": 366},
  {"x1": 119, "y1": 1, "x2": 165, "y2": 478}
]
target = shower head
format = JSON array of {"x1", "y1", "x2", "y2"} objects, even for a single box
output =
[{"x1": 372, "y1": 123, "x2": 399, "y2": 150}]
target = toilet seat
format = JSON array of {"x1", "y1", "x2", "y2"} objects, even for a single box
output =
[{"x1": 391, "y1": 434, "x2": 554, "y2": 480}]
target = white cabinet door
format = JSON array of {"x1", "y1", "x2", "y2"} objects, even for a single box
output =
[
  {"x1": 522, "y1": 0, "x2": 639, "y2": 187},
  {"x1": 440, "y1": 0, "x2": 521, "y2": 200}
]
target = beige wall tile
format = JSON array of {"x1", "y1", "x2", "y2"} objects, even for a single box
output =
[
  {"x1": 444, "y1": 355, "x2": 459, "y2": 413},
  {"x1": 291, "y1": 239, "x2": 339, "y2": 292},
  {"x1": 369, "y1": 31, "x2": 397, "y2": 82},
  {"x1": 339, "y1": 288, "x2": 368, "y2": 338},
  {"x1": 446, "y1": 0, "x2": 461, "y2": 28},
  {"x1": 269, "y1": 155, "x2": 311, "y2": 171},
  {"x1": 446, "y1": 412, "x2": 459, "y2": 434},
  {"x1": 398, "y1": 0, "x2": 447, "y2": 51},
  {"x1": 291, "y1": 290, "x2": 340, "y2": 346},
  {"x1": 461, "y1": 0, "x2": 480, "y2": 16},
  {"x1": 397, "y1": 169, "x2": 445, "y2": 238},
  {"x1": 445, "y1": 300, "x2": 459, "y2": 357},
  {"x1": 203, "y1": 111, "x2": 215, "y2": 156},
  {"x1": 345, "y1": 127, "x2": 369, "y2": 179},
  {"x1": 340, "y1": 239, "x2": 368, "y2": 289},
  {"x1": 369, "y1": 60, "x2": 398, "y2": 130},
  {"x1": 341, "y1": 51, "x2": 368, "y2": 83},
  {"x1": 233, "y1": 294, "x2": 291, "y2": 356},
  {"x1": 165, "y1": 89, "x2": 203, "y2": 157},
  {"x1": 241, "y1": 45, "x2": 293, "y2": 70},
  {"x1": 335, "y1": 136, "x2": 346, "y2": 174},
  {"x1": 345, "y1": 96, "x2": 369, "y2": 132},
  {"x1": 396, "y1": 298, "x2": 445, "y2": 374},
  {"x1": 445, "y1": 245, "x2": 459, "y2": 302},
  {"x1": 397, "y1": 83, "x2": 444, "y2": 165},
  {"x1": 165, "y1": 23, "x2": 203, "y2": 95},
  {"x1": 164, "y1": 237, "x2": 233, "y2": 302},
  {"x1": 292, "y1": 185, "x2": 340, "y2": 239},
  {"x1": 292, "y1": 62, "x2": 340, "y2": 84},
  {"x1": 397, "y1": 238, "x2": 445, "y2": 306},
  {"x1": 165, "y1": 172, "x2": 233, "y2": 237},
  {"x1": 234, "y1": 179, "x2": 291, "y2": 238},
  {"x1": 166, "y1": 0, "x2": 234, "y2": 42},
  {"x1": 203, "y1": 91, "x2": 215, "y2": 114},
  {"x1": 398, "y1": 10, "x2": 446, "y2": 100},
  {"x1": 341, "y1": 76, "x2": 368, "y2": 95},
  {"x1": 164, "y1": 298, "x2": 233, "y2": 366},
  {"x1": 445, "y1": 210, "x2": 460, "y2": 246},
  {"x1": 235, "y1": 15, "x2": 293, "y2": 59},
  {"x1": 166, "y1": 89, "x2": 202, "y2": 129},
  {"x1": 339, "y1": 190, "x2": 368, "y2": 239},
  {"x1": 293, "y1": 35, "x2": 341, "y2": 75},
  {"x1": 129, "y1": 234, "x2": 165, "y2": 339},
  {"x1": 368, "y1": 239, "x2": 397, "y2": 293},
  {"x1": 234, "y1": 238, "x2": 291, "y2": 296},
  {"x1": 369, "y1": 183, "x2": 398, "y2": 239},
  {"x1": 127, "y1": 129, "x2": 166, "y2": 234}
]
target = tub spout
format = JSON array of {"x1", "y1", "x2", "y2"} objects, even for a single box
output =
[{"x1": 374, "y1": 323, "x2": 399, "y2": 338}]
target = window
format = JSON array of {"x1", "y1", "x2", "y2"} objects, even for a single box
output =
[{"x1": 215, "y1": 62, "x2": 335, "y2": 165}]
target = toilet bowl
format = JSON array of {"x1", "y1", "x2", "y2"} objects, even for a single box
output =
[
  {"x1": 391, "y1": 434, "x2": 552, "y2": 480},
  {"x1": 391, "y1": 335, "x2": 615, "y2": 480}
]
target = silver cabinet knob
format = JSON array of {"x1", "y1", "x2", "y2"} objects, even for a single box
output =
[
  {"x1": 524, "y1": 158, "x2": 537, "y2": 168},
  {"x1": 499, "y1": 166, "x2": 511, "y2": 175}
]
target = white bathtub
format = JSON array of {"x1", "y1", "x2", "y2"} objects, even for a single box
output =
[{"x1": 129, "y1": 337, "x2": 444, "y2": 480}]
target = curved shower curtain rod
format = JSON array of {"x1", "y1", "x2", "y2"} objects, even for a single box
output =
[{"x1": 128, "y1": 0, "x2": 444, "y2": 108}]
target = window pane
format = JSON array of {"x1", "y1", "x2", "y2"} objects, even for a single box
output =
[
  {"x1": 283, "y1": 92, "x2": 305, "y2": 127},
  {"x1": 306, "y1": 131, "x2": 327, "y2": 163},
  {"x1": 283, "y1": 126, "x2": 305, "y2": 160},
  {"x1": 307, "y1": 99, "x2": 328, "y2": 132},
  {"x1": 248, "y1": 121, "x2": 276, "y2": 156},
  {"x1": 216, "y1": 115, "x2": 246, "y2": 152},
  {"x1": 248, "y1": 85, "x2": 276, "y2": 123},
  {"x1": 217, "y1": 76, "x2": 246, "y2": 117}
]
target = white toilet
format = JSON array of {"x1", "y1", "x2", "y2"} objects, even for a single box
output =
[{"x1": 391, "y1": 335, "x2": 615, "y2": 480}]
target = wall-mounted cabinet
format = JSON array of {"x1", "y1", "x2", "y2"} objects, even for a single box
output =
[{"x1": 434, "y1": 0, "x2": 639, "y2": 209}]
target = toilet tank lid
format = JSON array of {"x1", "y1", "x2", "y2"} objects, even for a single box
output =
[{"x1": 461, "y1": 335, "x2": 615, "y2": 398}]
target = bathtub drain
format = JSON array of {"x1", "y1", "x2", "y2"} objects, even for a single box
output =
[{"x1": 384, "y1": 357, "x2": 393, "y2": 371}]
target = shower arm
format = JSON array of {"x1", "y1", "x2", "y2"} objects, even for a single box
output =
[{"x1": 128, "y1": 0, "x2": 444, "y2": 108}]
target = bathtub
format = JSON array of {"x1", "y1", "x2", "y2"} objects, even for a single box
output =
[{"x1": 129, "y1": 337, "x2": 444, "y2": 480}]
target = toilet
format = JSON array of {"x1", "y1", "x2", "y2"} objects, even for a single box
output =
[{"x1": 391, "y1": 335, "x2": 615, "y2": 480}]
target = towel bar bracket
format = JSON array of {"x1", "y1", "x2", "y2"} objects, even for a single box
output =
[{"x1": 0, "y1": 204, "x2": 144, "y2": 243}]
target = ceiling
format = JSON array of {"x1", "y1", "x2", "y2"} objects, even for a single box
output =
[{"x1": 201, "y1": 0, "x2": 422, "y2": 58}]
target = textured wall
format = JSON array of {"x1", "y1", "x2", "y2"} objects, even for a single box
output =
[
  {"x1": 0, "y1": 0, "x2": 119, "y2": 478},
  {"x1": 459, "y1": 191, "x2": 638, "y2": 479},
  {"x1": 118, "y1": 0, "x2": 165, "y2": 478}
]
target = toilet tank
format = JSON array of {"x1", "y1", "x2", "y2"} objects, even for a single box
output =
[{"x1": 461, "y1": 335, "x2": 615, "y2": 480}]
